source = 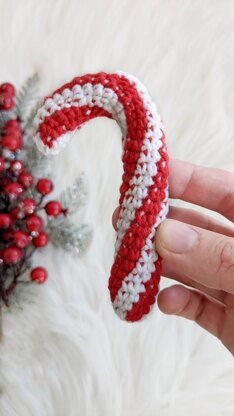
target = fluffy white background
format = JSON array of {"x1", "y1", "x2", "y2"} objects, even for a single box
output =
[{"x1": 0, "y1": 1, "x2": 234, "y2": 415}]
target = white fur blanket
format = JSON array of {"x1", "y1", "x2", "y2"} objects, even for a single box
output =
[{"x1": 0, "y1": 1, "x2": 234, "y2": 415}]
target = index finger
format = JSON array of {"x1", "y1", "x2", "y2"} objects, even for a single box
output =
[{"x1": 169, "y1": 159, "x2": 234, "y2": 222}]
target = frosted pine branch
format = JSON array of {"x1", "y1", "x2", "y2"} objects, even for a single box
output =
[
  {"x1": 15, "y1": 74, "x2": 40, "y2": 122},
  {"x1": 23, "y1": 141, "x2": 52, "y2": 178},
  {"x1": 47, "y1": 222, "x2": 92, "y2": 255},
  {"x1": 23, "y1": 97, "x2": 43, "y2": 132},
  {"x1": 58, "y1": 174, "x2": 88, "y2": 214}
]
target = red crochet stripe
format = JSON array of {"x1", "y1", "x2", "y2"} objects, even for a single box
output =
[
  {"x1": 39, "y1": 105, "x2": 112, "y2": 148},
  {"x1": 38, "y1": 72, "x2": 168, "y2": 321}
]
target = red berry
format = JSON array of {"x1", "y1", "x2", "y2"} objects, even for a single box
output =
[
  {"x1": 19, "y1": 198, "x2": 37, "y2": 216},
  {"x1": 3, "y1": 247, "x2": 23, "y2": 264},
  {"x1": 45, "y1": 201, "x2": 62, "y2": 217},
  {"x1": 32, "y1": 232, "x2": 49, "y2": 247},
  {"x1": 0, "y1": 93, "x2": 13, "y2": 110},
  {"x1": 0, "y1": 213, "x2": 12, "y2": 229},
  {"x1": 9, "y1": 160, "x2": 24, "y2": 176},
  {"x1": 0, "y1": 83, "x2": 15, "y2": 96},
  {"x1": 36, "y1": 178, "x2": 54, "y2": 195},
  {"x1": 14, "y1": 230, "x2": 30, "y2": 248},
  {"x1": 5, "y1": 120, "x2": 21, "y2": 135},
  {"x1": 11, "y1": 207, "x2": 25, "y2": 220},
  {"x1": 5, "y1": 182, "x2": 24, "y2": 197},
  {"x1": 30, "y1": 267, "x2": 47, "y2": 284},
  {"x1": 2, "y1": 134, "x2": 22, "y2": 151},
  {"x1": 5, "y1": 119, "x2": 20, "y2": 130},
  {"x1": 18, "y1": 172, "x2": 33, "y2": 188},
  {"x1": 0, "y1": 157, "x2": 5, "y2": 173},
  {"x1": 26, "y1": 215, "x2": 44, "y2": 232},
  {"x1": 5, "y1": 127, "x2": 22, "y2": 138}
]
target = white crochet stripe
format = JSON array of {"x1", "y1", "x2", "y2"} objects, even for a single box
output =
[
  {"x1": 112, "y1": 70, "x2": 168, "y2": 320},
  {"x1": 32, "y1": 72, "x2": 168, "y2": 320}
]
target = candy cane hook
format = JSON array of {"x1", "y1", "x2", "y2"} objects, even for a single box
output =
[{"x1": 33, "y1": 71, "x2": 169, "y2": 322}]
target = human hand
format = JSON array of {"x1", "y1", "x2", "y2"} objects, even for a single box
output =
[{"x1": 112, "y1": 160, "x2": 234, "y2": 354}]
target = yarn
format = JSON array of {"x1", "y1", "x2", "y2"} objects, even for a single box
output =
[{"x1": 33, "y1": 70, "x2": 169, "y2": 322}]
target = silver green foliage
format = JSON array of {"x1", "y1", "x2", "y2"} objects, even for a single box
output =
[
  {"x1": 48, "y1": 222, "x2": 92, "y2": 256},
  {"x1": 46, "y1": 174, "x2": 92, "y2": 255},
  {"x1": 14, "y1": 73, "x2": 40, "y2": 123},
  {"x1": 59, "y1": 174, "x2": 88, "y2": 213}
]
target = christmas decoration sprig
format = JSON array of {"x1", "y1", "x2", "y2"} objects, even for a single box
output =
[{"x1": 0, "y1": 76, "x2": 92, "y2": 309}]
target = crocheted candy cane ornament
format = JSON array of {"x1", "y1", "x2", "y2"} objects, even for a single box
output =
[{"x1": 33, "y1": 71, "x2": 169, "y2": 322}]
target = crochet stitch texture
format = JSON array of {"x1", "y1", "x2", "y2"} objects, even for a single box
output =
[{"x1": 33, "y1": 70, "x2": 169, "y2": 322}]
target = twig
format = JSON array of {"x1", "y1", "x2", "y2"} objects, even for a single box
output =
[{"x1": 0, "y1": 304, "x2": 2, "y2": 342}]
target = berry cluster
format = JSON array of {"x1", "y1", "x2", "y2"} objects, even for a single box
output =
[
  {"x1": 0, "y1": 83, "x2": 15, "y2": 111},
  {"x1": 0, "y1": 82, "x2": 65, "y2": 306}
]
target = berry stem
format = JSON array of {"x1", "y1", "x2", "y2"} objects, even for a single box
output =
[
  {"x1": 37, "y1": 194, "x2": 45, "y2": 208},
  {"x1": 0, "y1": 281, "x2": 9, "y2": 307}
]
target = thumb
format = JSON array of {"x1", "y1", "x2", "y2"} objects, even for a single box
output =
[{"x1": 155, "y1": 219, "x2": 234, "y2": 293}]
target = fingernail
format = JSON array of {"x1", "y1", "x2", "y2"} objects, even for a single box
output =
[{"x1": 156, "y1": 219, "x2": 198, "y2": 254}]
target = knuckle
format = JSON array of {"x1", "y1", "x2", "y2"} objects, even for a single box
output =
[{"x1": 216, "y1": 239, "x2": 234, "y2": 287}]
